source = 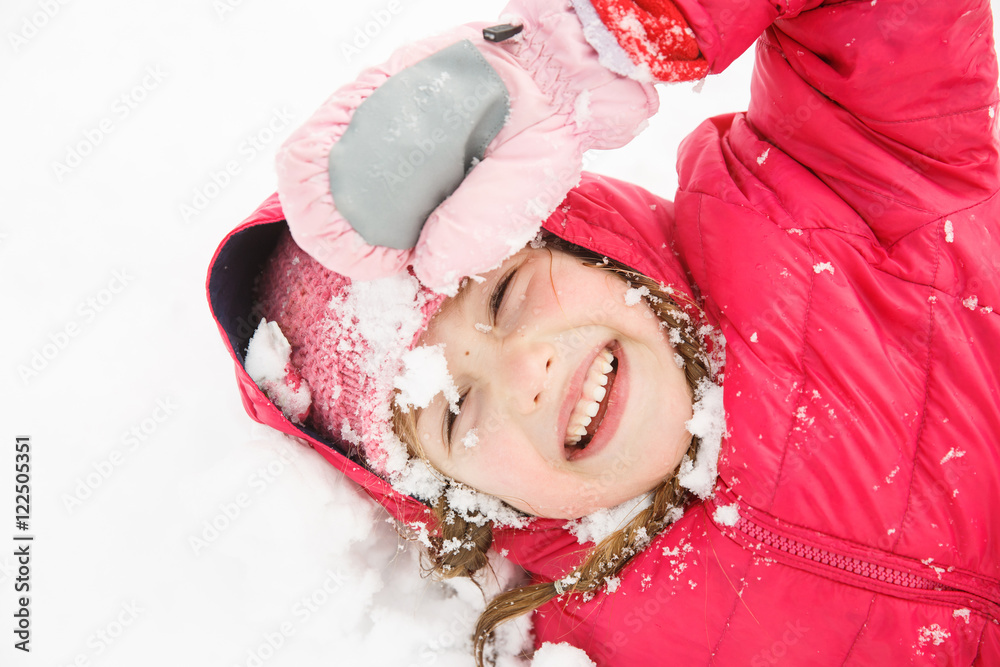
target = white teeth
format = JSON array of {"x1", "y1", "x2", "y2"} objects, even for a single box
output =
[{"x1": 564, "y1": 349, "x2": 615, "y2": 446}]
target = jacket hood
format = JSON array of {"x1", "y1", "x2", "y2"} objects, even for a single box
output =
[{"x1": 206, "y1": 173, "x2": 695, "y2": 578}]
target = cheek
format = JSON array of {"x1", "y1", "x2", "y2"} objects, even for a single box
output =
[{"x1": 459, "y1": 440, "x2": 555, "y2": 495}]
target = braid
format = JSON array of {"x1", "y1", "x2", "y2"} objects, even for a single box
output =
[
  {"x1": 472, "y1": 471, "x2": 694, "y2": 665},
  {"x1": 429, "y1": 496, "x2": 494, "y2": 579},
  {"x1": 392, "y1": 236, "x2": 715, "y2": 667}
]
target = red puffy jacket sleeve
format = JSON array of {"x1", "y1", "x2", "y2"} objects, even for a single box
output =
[{"x1": 589, "y1": 0, "x2": 999, "y2": 252}]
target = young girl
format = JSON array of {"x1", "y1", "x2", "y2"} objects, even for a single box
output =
[{"x1": 208, "y1": 0, "x2": 1000, "y2": 663}]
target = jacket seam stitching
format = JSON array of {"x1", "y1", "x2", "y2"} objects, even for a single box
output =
[
  {"x1": 973, "y1": 619, "x2": 987, "y2": 664},
  {"x1": 705, "y1": 511, "x2": 758, "y2": 662},
  {"x1": 822, "y1": 174, "x2": 936, "y2": 215},
  {"x1": 888, "y1": 219, "x2": 943, "y2": 552},
  {"x1": 854, "y1": 100, "x2": 999, "y2": 126},
  {"x1": 766, "y1": 230, "x2": 817, "y2": 510},
  {"x1": 839, "y1": 594, "x2": 877, "y2": 665},
  {"x1": 884, "y1": 187, "x2": 1000, "y2": 251},
  {"x1": 696, "y1": 194, "x2": 709, "y2": 294}
]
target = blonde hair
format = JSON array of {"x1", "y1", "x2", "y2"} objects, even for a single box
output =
[{"x1": 392, "y1": 237, "x2": 712, "y2": 666}]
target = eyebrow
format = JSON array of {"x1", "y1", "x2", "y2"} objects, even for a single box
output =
[{"x1": 436, "y1": 275, "x2": 478, "y2": 319}]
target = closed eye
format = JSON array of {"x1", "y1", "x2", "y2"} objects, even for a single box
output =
[
  {"x1": 444, "y1": 389, "x2": 468, "y2": 451},
  {"x1": 490, "y1": 267, "x2": 517, "y2": 326}
]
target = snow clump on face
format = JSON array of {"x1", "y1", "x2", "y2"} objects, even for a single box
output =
[
  {"x1": 462, "y1": 428, "x2": 479, "y2": 449},
  {"x1": 394, "y1": 344, "x2": 460, "y2": 413},
  {"x1": 624, "y1": 285, "x2": 650, "y2": 306}
]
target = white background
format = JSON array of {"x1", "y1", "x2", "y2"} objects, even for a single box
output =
[{"x1": 2, "y1": 0, "x2": 992, "y2": 665}]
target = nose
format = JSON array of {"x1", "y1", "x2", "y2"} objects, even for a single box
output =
[{"x1": 493, "y1": 337, "x2": 555, "y2": 414}]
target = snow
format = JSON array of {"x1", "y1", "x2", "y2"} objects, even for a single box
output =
[
  {"x1": 566, "y1": 493, "x2": 653, "y2": 545},
  {"x1": 245, "y1": 319, "x2": 312, "y2": 423},
  {"x1": 677, "y1": 379, "x2": 727, "y2": 498},
  {"x1": 756, "y1": 148, "x2": 770, "y2": 165},
  {"x1": 445, "y1": 484, "x2": 531, "y2": 530},
  {"x1": 394, "y1": 344, "x2": 460, "y2": 413},
  {"x1": 944, "y1": 219, "x2": 954, "y2": 242},
  {"x1": 531, "y1": 642, "x2": 597, "y2": 667},
  {"x1": 624, "y1": 284, "x2": 650, "y2": 306},
  {"x1": 813, "y1": 262, "x2": 835, "y2": 275},
  {"x1": 939, "y1": 447, "x2": 966, "y2": 465},
  {"x1": 712, "y1": 502, "x2": 740, "y2": 526},
  {"x1": 917, "y1": 623, "x2": 951, "y2": 646},
  {"x1": 461, "y1": 428, "x2": 480, "y2": 449}
]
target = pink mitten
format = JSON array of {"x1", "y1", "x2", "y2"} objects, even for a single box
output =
[{"x1": 276, "y1": 0, "x2": 658, "y2": 294}]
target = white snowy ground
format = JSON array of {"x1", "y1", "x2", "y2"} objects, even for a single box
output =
[{"x1": 1, "y1": 1, "x2": 986, "y2": 666}]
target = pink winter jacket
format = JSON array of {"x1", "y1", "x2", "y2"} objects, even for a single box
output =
[{"x1": 208, "y1": 0, "x2": 1000, "y2": 663}]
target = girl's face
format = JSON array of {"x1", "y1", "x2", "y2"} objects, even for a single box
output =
[{"x1": 413, "y1": 247, "x2": 694, "y2": 519}]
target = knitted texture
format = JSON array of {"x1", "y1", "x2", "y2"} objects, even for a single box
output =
[
  {"x1": 588, "y1": 0, "x2": 708, "y2": 80},
  {"x1": 254, "y1": 230, "x2": 445, "y2": 473}
]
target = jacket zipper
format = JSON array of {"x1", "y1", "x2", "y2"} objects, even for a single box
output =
[{"x1": 735, "y1": 516, "x2": 947, "y2": 592}]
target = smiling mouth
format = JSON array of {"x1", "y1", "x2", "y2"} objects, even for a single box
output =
[{"x1": 564, "y1": 347, "x2": 618, "y2": 456}]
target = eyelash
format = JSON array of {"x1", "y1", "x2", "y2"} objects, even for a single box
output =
[
  {"x1": 445, "y1": 390, "x2": 468, "y2": 446},
  {"x1": 490, "y1": 268, "x2": 517, "y2": 326}
]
